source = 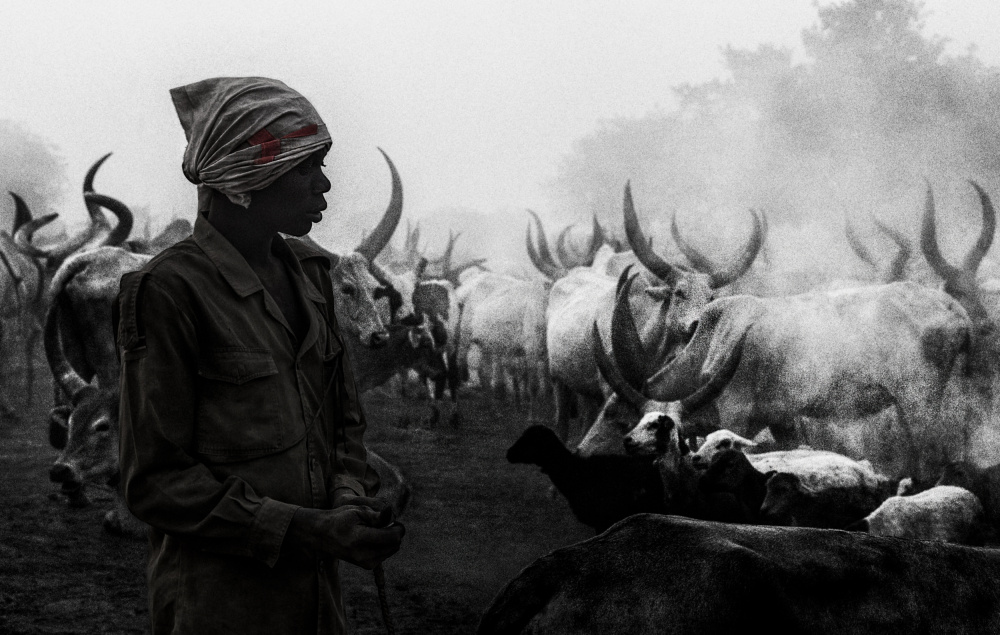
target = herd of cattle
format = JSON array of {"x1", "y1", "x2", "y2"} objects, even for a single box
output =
[{"x1": 8, "y1": 150, "x2": 1000, "y2": 631}]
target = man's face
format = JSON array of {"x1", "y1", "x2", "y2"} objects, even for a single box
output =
[{"x1": 251, "y1": 148, "x2": 332, "y2": 236}]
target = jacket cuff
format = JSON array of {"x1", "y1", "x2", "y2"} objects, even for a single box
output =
[
  {"x1": 332, "y1": 475, "x2": 366, "y2": 498},
  {"x1": 249, "y1": 497, "x2": 300, "y2": 568}
]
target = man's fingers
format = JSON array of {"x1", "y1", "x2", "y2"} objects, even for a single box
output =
[{"x1": 355, "y1": 521, "x2": 405, "y2": 547}]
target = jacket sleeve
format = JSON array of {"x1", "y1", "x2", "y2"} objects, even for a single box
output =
[{"x1": 117, "y1": 271, "x2": 299, "y2": 567}]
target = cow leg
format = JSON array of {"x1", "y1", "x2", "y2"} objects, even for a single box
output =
[
  {"x1": 576, "y1": 395, "x2": 604, "y2": 444},
  {"x1": 553, "y1": 379, "x2": 574, "y2": 443}
]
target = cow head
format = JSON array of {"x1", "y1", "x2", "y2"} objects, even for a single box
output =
[
  {"x1": 578, "y1": 274, "x2": 721, "y2": 456},
  {"x1": 622, "y1": 412, "x2": 686, "y2": 458},
  {"x1": 921, "y1": 181, "x2": 997, "y2": 329},
  {"x1": 306, "y1": 149, "x2": 406, "y2": 349},
  {"x1": 45, "y1": 292, "x2": 120, "y2": 499},
  {"x1": 623, "y1": 182, "x2": 763, "y2": 345}
]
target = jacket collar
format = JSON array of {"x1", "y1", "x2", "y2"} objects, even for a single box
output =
[{"x1": 192, "y1": 211, "x2": 325, "y2": 304}]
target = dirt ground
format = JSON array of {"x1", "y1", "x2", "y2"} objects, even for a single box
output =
[{"x1": 0, "y1": 351, "x2": 591, "y2": 634}]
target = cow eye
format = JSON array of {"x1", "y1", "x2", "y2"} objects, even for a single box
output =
[
  {"x1": 341, "y1": 285, "x2": 355, "y2": 296},
  {"x1": 674, "y1": 289, "x2": 688, "y2": 301},
  {"x1": 94, "y1": 421, "x2": 110, "y2": 433}
]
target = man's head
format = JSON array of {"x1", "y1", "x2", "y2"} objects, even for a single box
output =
[{"x1": 170, "y1": 76, "x2": 333, "y2": 216}]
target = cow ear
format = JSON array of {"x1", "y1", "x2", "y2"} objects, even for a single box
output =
[{"x1": 764, "y1": 470, "x2": 778, "y2": 481}]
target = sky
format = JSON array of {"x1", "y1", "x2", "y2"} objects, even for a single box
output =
[{"x1": 1, "y1": 0, "x2": 999, "y2": 251}]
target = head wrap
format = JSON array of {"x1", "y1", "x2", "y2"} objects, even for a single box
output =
[{"x1": 170, "y1": 77, "x2": 332, "y2": 209}]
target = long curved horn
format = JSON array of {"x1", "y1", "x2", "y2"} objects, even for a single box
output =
[
  {"x1": 355, "y1": 148, "x2": 403, "y2": 261},
  {"x1": 16, "y1": 155, "x2": 119, "y2": 262},
  {"x1": 525, "y1": 213, "x2": 564, "y2": 280},
  {"x1": 623, "y1": 182, "x2": 680, "y2": 285},
  {"x1": 615, "y1": 264, "x2": 634, "y2": 296},
  {"x1": 83, "y1": 153, "x2": 112, "y2": 194},
  {"x1": 585, "y1": 214, "x2": 606, "y2": 264},
  {"x1": 9, "y1": 191, "x2": 32, "y2": 233},
  {"x1": 611, "y1": 272, "x2": 650, "y2": 391},
  {"x1": 845, "y1": 215, "x2": 878, "y2": 270},
  {"x1": 526, "y1": 210, "x2": 565, "y2": 275},
  {"x1": 410, "y1": 222, "x2": 422, "y2": 258},
  {"x1": 874, "y1": 219, "x2": 912, "y2": 283},
  {"x1": 707, "y1": 209, "x2": 764, "y2": 289},
  {"x1": 963, "y1": 181, "x2": 996, "y2": 274},
  {"x1": 593, "y1": 322, "x2": 648, "y2": 411},
  {"x1": 921, "y1": 183, "x2": 962, "y2": 282},
  {"x1": 671, "y1": 211, "x2": 716, "y2": 274},
  {"x1": 44, "y1": 262, "x2": 92, "y2": 401},
  {"x1": 83, "y1": 192, "x2": 134, "y2": 248},
  {"x1": 82, "y1": 153, "x2": 116, "y2": 230},
  {"x1": 12, "y1": 212, "x2": 59, "y2": 258},
  {"x1": 555, "y1": 225, "x2": 575, "y2": 269}
]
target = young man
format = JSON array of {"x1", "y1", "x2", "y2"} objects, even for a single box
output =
[{"x1": 116, "y1": 77, "x2": 404, "y2": 634}]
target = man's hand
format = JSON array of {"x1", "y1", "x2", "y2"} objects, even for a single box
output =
[
  {"x1": 287, "y1": 506, "x2": 404, "y2": 570},
  {"x1": 332, "y1": 488, "x2": 392, "y2": 516}
]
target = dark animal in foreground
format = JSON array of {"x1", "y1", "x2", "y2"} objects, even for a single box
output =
[
  {"x1": 478, "y1": 514, "x2": 1000, "y2": 635},
  {"x1": 506, "y1": 425, "x2": 664, "y2": 533}
]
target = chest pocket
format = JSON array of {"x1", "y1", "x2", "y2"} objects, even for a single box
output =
[{"x1": 195, "y1": 348, "x2": 286, "y2": 461}]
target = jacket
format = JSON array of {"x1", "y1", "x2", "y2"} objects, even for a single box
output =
[{"x1": 116, "y1": 212, "x2": 379, "y2": 634}]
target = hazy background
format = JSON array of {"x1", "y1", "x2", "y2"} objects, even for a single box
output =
[{"x1": 2, "y1": 0, "x2": 1000, "y2": 278}]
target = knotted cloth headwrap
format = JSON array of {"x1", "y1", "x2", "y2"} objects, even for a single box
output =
[{"x1": 170, "y1": 77, "x2": 332, "y2": 210}]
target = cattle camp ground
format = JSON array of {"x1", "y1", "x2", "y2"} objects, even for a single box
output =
[{"x1": 0, "y1": 345, "x2": 592, "y2": 634}]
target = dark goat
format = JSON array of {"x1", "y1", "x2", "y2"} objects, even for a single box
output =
[
  {"x1": 762, "y1": 472, "x2": 887, "y2": 529},
  {"x1": 507, "y1": 425, "x2": 665, "y2": 533},
  {"x1": 698, "y1": 449, "x2": 773, "y2": 524}
]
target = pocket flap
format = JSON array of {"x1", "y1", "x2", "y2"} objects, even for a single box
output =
[{"x1": 198, "y1": 349, "x2": 278, "y2": 384}]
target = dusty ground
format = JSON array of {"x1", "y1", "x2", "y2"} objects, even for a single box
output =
[{"x1": 0, "y1": 352, "x2": 591, "y2": 634}]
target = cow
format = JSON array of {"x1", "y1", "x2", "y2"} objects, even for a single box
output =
[
  {"x1": 477, "y1": 514, "x2": 1000, "y2": 635},
  {"x1": 454, "y1": 268, "x2": 550, "y2": 417},
  {"x1": 920, "y1": 182, "x2": 1000, "y2": 422},
  {"x1": 547, "y1": 183, "x2": 763, "y2": 444},
  {"x1": 580, "y1": 263, "x2": 972, "y2": 481},
  {"x1": 0, "y1": 155, "x2": 132, "y2": 413},
  {"x1": 44, "y1": 150, "x2": 415, "y2": 532}
]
